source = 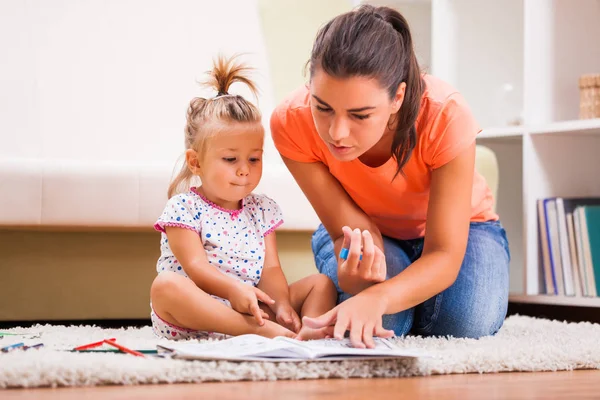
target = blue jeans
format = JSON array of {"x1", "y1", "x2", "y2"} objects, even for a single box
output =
[{"x1": 311, "y1": 221, "x2": 510, "y2": 339}]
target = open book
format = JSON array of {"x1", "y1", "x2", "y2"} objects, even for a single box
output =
[{"x1": 157, "y1": 334, "x2": 428, "y2": 362}]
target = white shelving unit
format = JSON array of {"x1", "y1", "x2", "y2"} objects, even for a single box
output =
[{"x1": 366, "y1": 0, "x2": 600, "y2": 307}]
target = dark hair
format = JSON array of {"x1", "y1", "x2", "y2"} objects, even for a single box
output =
[{"x1": 309, "y1": 4, "x2": 424, "y2": 178}]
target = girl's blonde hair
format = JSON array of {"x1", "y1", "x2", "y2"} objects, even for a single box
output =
[{"x1": 168, "y1": 54, "x2": 262, "y2": 198}]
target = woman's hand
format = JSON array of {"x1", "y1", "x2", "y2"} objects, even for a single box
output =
[
  {"x1": 301, "y1": 291, "x2": 394, "y2": 348},
  {"x1": 228, "y1": 282, "x2": 274, "y2": 326},
  {"x1": 338, "y1": 226, "x2": 387, "y2": 294}
]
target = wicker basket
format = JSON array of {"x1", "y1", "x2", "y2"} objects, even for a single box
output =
[{"x1": 579, "y1": 73, "x2": 600, "y2": 119}]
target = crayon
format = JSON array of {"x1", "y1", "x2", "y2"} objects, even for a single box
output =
[
  {"x1": 1, "y1": 342, "x2": 24, "y2": 352},
  {"x1": 24, "y1": 343, "x2": 44, "y2": 350},
  {"x1": 73, "y1": 338, "x2": 116, "y2": 351},
  {"x1": 339, "y1": 248, "x2": 362, "y2": 260},
  {"x1": 103, "y1": 339, "x2": 145, "y2": 357}
]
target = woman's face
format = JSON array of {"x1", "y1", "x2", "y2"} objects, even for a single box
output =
[{"x1": 309, "y1": 68, "x2": 404, "y2": 161}]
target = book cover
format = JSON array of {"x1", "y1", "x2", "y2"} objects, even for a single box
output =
[
  {"x1": 538, "y1": 199, "x2": 555, "y2": 294},
  {"x1": 583, "y1": 205, "x2": 600, "y2": 296},
  {"x1": 544, "y1": 199, "x2": 565, "y2": 295}
]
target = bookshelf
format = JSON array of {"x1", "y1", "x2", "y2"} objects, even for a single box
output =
[
  {"x1": 440, "y1": 0, "x2": 600, "y2": 306},
  {"x1": 477, "y1": 120, "x2": 600, "y2": 302},
  {"x1": 367, "y1": 0, "x2": 600, "y2": 307},
  {"x1": 509, "y1": 295, "x2": 600, "y2": 308}
]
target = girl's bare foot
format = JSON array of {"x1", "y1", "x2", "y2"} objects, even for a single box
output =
[
  {"x1": 254, "y1": 319, "x2": 296, "y2": 339},
  {"x1": 294, "y1": 325, "x2": 334, "y2": 341}
]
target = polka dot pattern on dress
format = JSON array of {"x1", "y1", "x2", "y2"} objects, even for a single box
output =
[{"x1": 152, "y1": 187, "x2": 284, "y2": 302}]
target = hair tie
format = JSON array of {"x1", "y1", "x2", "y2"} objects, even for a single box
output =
[{"x1": 213, "y1": 93, "x2": 237, "y2": 100}]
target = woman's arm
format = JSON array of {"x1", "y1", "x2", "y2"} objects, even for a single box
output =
[
  {"x1": 302, "y1": 143, "x2": 476, "y2": 347},
  {"x1": 165, "y1": 227, "x2": 242, "y2": 300},
  {"x1": 363, "y1": 142, "x2": 475, "y2": 313},
  {"x1": 281, "y1": 156, "x2": 384, "y2": 294}
]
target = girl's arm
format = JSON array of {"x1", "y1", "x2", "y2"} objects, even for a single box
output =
[
  {"x1": 257, "y1": 231, "x2": 302, "y2": 332},
  {"x1": 165, "y1": 227, "x2": 242, "y2": 300},
  {"x1": 257, "y1": 232, "x2": 290, "y2": 304},
  {"x1": 280, "y1": 156, "x2": 384, "y2": 294}
]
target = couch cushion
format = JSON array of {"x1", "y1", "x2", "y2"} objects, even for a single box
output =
[{"x1": 0, "y1": 157, "x2": 319, "y2": 231}]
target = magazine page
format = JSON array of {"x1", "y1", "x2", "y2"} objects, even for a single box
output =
[
  {"x1": 159, "y1": 334, "x2": 427, "y2": 361},
  {"x1": 159, "y1": 334, "x2": 311, "y2": 361},
  {"x1": 273, "y1": 336, "x2": 425, "y2": 359}
]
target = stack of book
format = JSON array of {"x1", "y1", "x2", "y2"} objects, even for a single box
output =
[{"x1": 537, "y1": 197, "x2": 600, "y2": 296}]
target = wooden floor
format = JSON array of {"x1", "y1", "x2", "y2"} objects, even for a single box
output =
[{"x1": 2, "y1": 370, "x2": 599, "y2": 399}]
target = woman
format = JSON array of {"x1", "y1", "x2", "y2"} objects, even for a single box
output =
[{"x1": 270, "y1": 4, "x2": 510, "y2": 348}]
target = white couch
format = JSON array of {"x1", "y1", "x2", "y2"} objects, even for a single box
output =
[
  {"x1": 0, "y1": 0, "x2": 498, "y2": 231},
  {"x1": 0, "y1": 0, "x2": 319, "y2": 232}
]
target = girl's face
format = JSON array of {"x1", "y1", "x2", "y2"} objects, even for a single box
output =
[
  {"x1": 309, "y1": 68, "x2": 405, "y2": 161},
  {"x1": 186, "y1": 123, "x2": 264, "y2": 209}
]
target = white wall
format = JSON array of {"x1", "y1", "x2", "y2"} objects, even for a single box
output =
[
  {"x1": 525, "y1": 0, "x2": 600, "y2": 124},
  {"x1": 432, "y1": 0, "x2": 524, "y2": 129},
  {"x1": 258, "y1": 0, "x2": 353, "y2": 104},
  {"x1": 364, "y1": 0, "x2": 432, "y2": 72},
  {"x1": 0, "y1": 0, "x2": 276, "y2": 165}
]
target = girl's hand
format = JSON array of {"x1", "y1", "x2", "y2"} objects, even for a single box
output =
[
  {"x1": 274, "y1": 301, "x2": 302, "y2": 333},
  {"x1": 228, "y1": 282, "x2": 274, "y2": 326},
  {"x1": 301, "y1": 292, "x2": 395, "y2": 349},
  {"x1": 338, "y1": 226, "x2": 387, "y2": 294}
]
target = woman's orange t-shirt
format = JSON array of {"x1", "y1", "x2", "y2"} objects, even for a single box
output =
[{"x1": 270, "y1": 74, "x2": 498, "y2": 240}]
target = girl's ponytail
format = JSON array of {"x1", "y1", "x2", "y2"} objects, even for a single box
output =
[{"x1": 167, "y1": 54, "x2": 263, "y2": 198}]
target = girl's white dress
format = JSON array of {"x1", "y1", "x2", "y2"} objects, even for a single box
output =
[{"x1": 150, "y1": 187, "x2": 284, "y2": 339}]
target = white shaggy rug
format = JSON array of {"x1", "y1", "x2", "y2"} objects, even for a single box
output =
[{"x1": 1, "y1": 315, "x2": 599, "y2": 388}]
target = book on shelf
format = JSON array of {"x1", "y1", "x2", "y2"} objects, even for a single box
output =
[
  {"x1": 537, "y1": 197, "x2": 600, "y2": 297},
  {"x1": 156, "y1": 334, "x2": 428, "y2": 362}
]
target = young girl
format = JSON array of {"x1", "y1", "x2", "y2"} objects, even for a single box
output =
[{"x1": 150, "y1": 54, "x2": 337, "y2": 341}]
